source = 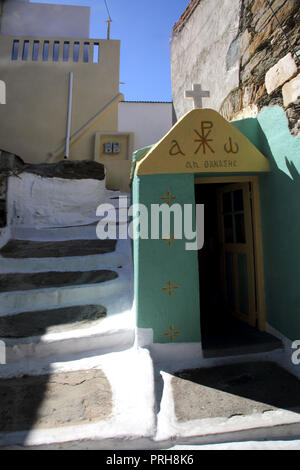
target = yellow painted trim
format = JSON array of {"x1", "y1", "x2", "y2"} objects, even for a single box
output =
[
  {"x1": 251, "y1": 177, "x2": 267, "y2": 331},
  {"x1": 136, "y1": 109, "x2": 270, "y2": 175},
  {"x1": 196, "y1": 174, "x2": 266, "y2": 332},
  {"x1": 195, "y1": 175, "x2": 258, "y2": 184}
]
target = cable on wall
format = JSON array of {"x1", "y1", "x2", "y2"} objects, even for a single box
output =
[{"x1": 266, "y1": 0, "x2": 299, "y2": 66}]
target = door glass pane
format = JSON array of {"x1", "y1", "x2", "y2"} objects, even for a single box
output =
[
  {"x1": 238, "y1": 253, "x2": 249, "y2": 315},
  {"x1": 233, "y1": 189, "x2": 244, "y2": 211},
  {"x1": 235, "y1": 213, "x2": 246, "y2": 243},
  {"x1": 224, "y1": 215, "x2": 234, "y2": 243},
  {"x1": 225, "y1": 252, "x2": 234, "y2": 311},
  {"x1": 222, "y1": 192, "x2": 232, "y2": 213}
]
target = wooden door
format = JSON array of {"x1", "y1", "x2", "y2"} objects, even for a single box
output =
[{"x1": 217, "y1": 183, "x2": 256, "y2": 326}]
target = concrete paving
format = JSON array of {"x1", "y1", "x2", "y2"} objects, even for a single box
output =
[
  {"x1": 0, "y1": 369, "x2": 112, "y2": 433},
  {"x1": 171, "y1": 361, "x2": 300, "y2": 421},
  {"x1": 0, "y1": 348, "x2": 300, "y2": 449}
]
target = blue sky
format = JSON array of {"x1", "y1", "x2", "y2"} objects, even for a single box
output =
[{"x1": 31, "y1": 0, "x2": 190, "y2": 101}]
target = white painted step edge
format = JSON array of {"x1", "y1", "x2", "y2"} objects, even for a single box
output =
[
  {"x1": 3, "y1": 328, "x2": 135, "y2": 364},
  {"x1": 0, "y1": 250, "x2": 131, "y2": 274},
  {"x1": 0, "y1": 268, "x2": 132, "y2": 315}
]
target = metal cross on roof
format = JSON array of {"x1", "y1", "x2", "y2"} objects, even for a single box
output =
[{"x1": 185, "y1": 84, "x2": 210, "y2": 109}]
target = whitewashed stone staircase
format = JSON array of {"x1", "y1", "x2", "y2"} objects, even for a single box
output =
[
  {"x1": 0, "y1": 167, "x2": 152, "y2": 450},
  {"x1": 0, "y1": 193, "x2": 134, "y2": 367}
]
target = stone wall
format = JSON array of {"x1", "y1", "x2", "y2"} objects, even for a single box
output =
[
  {"x1": 172, "y1": 0, "x2": 300, "y2": 135},
  {"x1": 220, "y1": 0, "x2": 300, "y2": 134}
]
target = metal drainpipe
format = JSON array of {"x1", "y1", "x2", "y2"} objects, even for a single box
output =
[{"x1": 64, "y1": 71, "x2": 73, "y2": 159}]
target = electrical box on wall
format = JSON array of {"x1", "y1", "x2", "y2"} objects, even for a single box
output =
[
  {"x1": 103, "y1": 142, "x2": 120, "y2": 154},
  {"x1": 95, "y1": 132, "x2": 134, "y2": 192}
]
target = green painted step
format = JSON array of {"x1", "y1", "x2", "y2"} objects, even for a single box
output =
[
  {"x1": 0, "y1": 305, "x2": 107, "y2": 338},
  {"x1": 0, "y1": 270, "x2": 118, "y2": 293},
  {"x1": 0, "y1": 239, "x2": 117, "y2": 259}
]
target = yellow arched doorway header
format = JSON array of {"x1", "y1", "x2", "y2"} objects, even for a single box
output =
[{"x1": 136, "y1": 109, "x2": 270, "y2": 175}]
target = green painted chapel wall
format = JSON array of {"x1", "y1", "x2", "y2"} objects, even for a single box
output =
[
  {"x1": 233, "y1": 107, "x2": 300, "y2": 340},
  {"x1": 132, "y1": 172, "x2": 201, "y2": 344},
  {"x1": 132, "y1": 106, "x2": 300, "y2": 344},
  {"x1": 257, "y1": 107, "x2": 300, "y2": 340}
]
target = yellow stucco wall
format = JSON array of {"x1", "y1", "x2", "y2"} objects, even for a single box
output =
[
  {"x1": 94, "y1": 131, "x2": 133, "y2": 192},
  {"x1": 0, "y1": 35, "x2": 121, "y2": 164}
]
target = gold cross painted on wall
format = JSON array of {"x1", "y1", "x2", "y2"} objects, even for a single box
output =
[
  {"x1": 163, "y1": 325, "x2": 180, "y2": 342},
  {"x1": 160, "y1": 190, "x2": 176, "y2": 206},
  {"x1": 162, "y1": 280, "x2": 179, "y2": 296},
  {"x1": 162, "y1": 231, "x2": 178, "y2": 248}
]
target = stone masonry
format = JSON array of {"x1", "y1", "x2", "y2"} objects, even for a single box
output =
[
  {"x1": 172, "y1": 0, "x2": 300, "y2": 135},
  {"x1": 220, "y1": 0, "x2": 300, "y2": 135}
]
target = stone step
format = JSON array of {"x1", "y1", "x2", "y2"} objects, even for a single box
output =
[
  {"x1": 0, "y1": 281, "x2": 134, "y2": 363},
  {"x1": 11, "y1": 224, "x2": 99, "y2": 242},
  {"x1": 0, "y1": 305, "x2": 107, "y2": 338},
  {"x1": 0, "y1": 239, "x2": 117, "y2": 259},
  {"x1": 0, "y1": 251, "x2": 129, "y2": 274},
  {"x1": 10, "y1": 206, "x2": 130, "y2": 241},
  {"x1": 11, "y1": 221, "x2": 130, "y2": 243},
  {"x1": 0, "y1": 267, "x2": 130, "y2": 315},
  {"x1": 10, "y1": 194, "x2": 130, "y2": 239},
  {"x1": 3, "y1": 325, "x2": 134, "y2": 363},
  {"x1": 0, "y1": 349, "x2": 155, "y2": 449},
  {"x1": 0, "y1": 238, "x2": 131, "y2": 274},
  {"x1": 0, "y1": 270, "x2": 118, "y2": 293}
]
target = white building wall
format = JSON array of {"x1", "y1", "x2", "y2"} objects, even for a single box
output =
[
  {"x1": 171, "y1": 0, "x2": 240, "y2": 120},
  {"x1": 0, "y1": 0, "x2": 90, "y2": 38},
  {"x1": 118, "y1": 101, "x2": 173, "y2": 151}
]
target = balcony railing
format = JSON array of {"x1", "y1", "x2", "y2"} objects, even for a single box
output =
[{"x1": 10, "y1": 38, "x2": 101, "y2": 64}]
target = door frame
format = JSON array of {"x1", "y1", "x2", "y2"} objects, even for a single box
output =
[{"x1": 195, "y1": 175, "x2": 266, "y2": 331}]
